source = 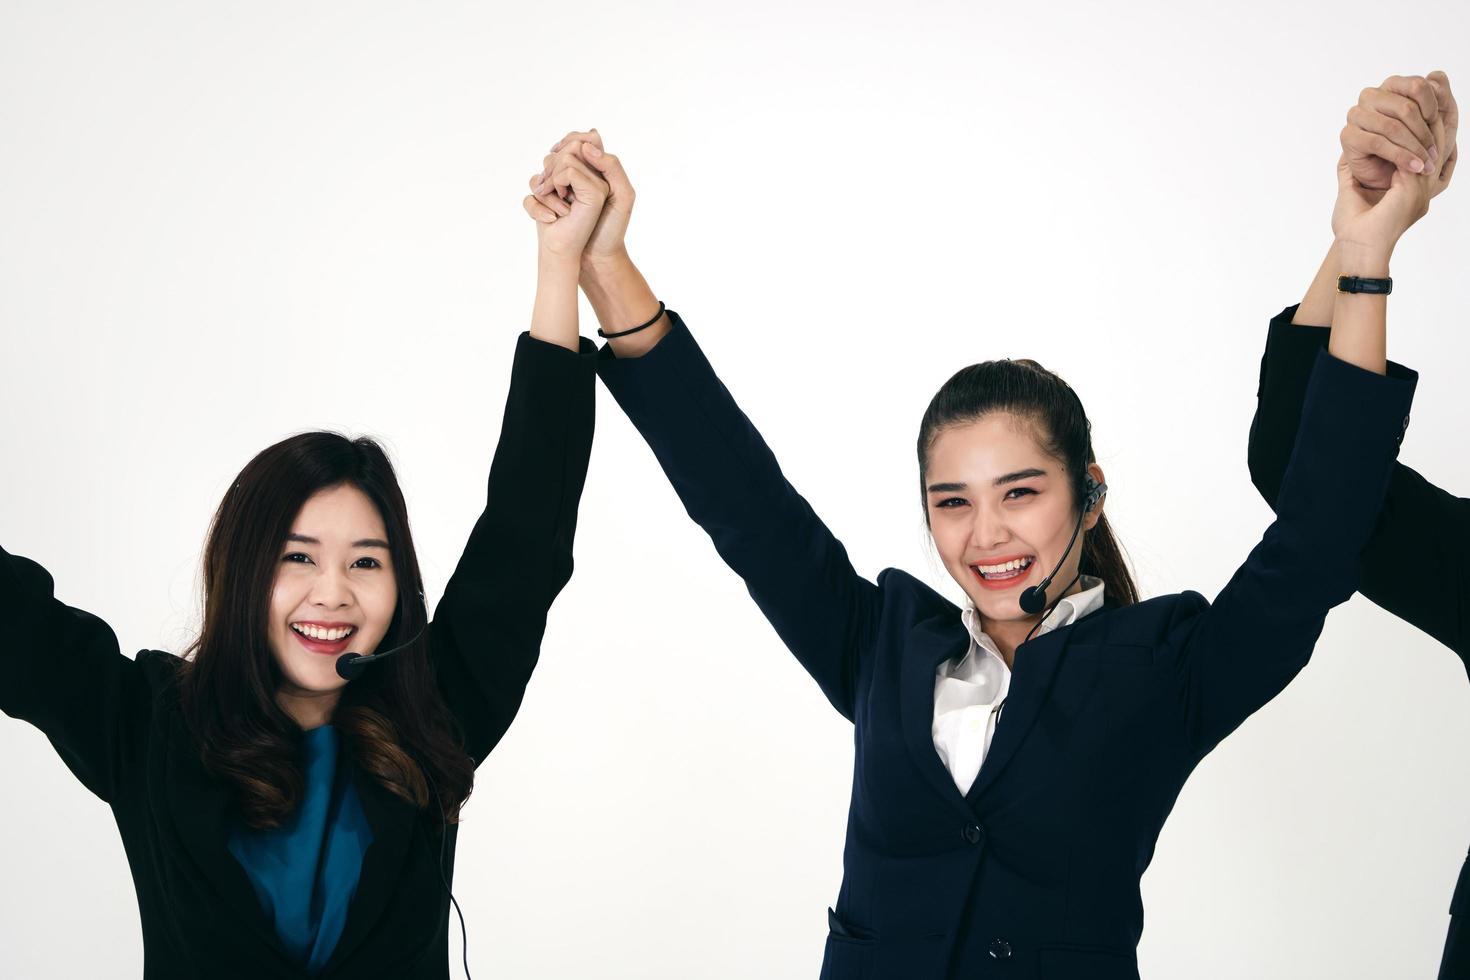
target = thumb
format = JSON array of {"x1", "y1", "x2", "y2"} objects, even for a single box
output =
[{"x1": 580, "y1": 143, "x2": 635, "y2": 208}]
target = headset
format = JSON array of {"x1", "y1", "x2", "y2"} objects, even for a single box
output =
[
  {"x1": 995, "y1": 473, "x2": 1108, "y2": 725},
  {"x1": 1017, "y1": 473, "x2": 1106, "y2": 617},
  {"x1": 335, "y1": 592, "x2": 473, "y2": 978}
]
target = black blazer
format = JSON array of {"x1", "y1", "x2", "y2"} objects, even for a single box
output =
[
  {"x1": 598, "y1": 312, "x2": 1416, "y2": 980},
  {"x1": 0, "y1": 332, "x2": 596, "y2": 980},
  {"x1": 1248, "y1": 303, "x2": 1470, "y2": 978}
]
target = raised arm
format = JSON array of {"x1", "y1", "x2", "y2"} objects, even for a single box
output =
[
  {"x1": 1248, "y1": 72, "x2": 1469, "y2": 658},
  {"x1": 523, "y1": 132, "x2": 881, "y2": 720},
  {"x1": 427, "y1": 154, "x2": 604, "y2": 766},
  {"x1": 1177, "y1": 83, "x2": 1446, "y2": 754},
  {"x1": 0, "y1": 545, "x2": 148, "y2": 802}
]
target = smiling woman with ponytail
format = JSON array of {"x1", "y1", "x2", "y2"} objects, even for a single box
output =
[
  {"x1": 0, "y1": 152, "x2": 608, "y2": 977},
  {"x1": 523, "y1": 111, "x2": 1423, "y2": 978}
]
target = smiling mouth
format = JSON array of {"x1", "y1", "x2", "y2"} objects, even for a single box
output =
[
  {"x1": 970, "y1": 556, "x2": 1036, "y2": 584},
  {"x1": 288, "y1": 624, "x2": 359, "y2": 655},
  {"x1": 290, "y1": 623, "x2": 357, "y2": 642}
]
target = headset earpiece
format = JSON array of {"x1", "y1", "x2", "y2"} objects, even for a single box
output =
[{"x1": 1083, "y1": 475, "x2": 1108, "y2": 513}]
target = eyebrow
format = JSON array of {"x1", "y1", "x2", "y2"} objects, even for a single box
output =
[
  {"x1": 286, "y1": 533, "x2": 391, "y2": 549},
  {"x1": 925, "y1": 468, "x2": 1049, "y2": 493}
]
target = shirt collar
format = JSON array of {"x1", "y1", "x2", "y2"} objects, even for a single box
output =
[{"x1": 958, "y1": 574, "x2": 1106, "y2": 663}]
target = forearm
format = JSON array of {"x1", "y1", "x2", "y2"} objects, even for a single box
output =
[
  {"x1": 1185, "y1": 350, "x2": 1417, "y2": 751},
  {"x1": 529, "y1": 251, "x2": 583, "y2": 352},
  {"x1": 579, "y1": 250, "x2": 671, "y2": 358},
  {"x1": 1292, "y1": 240, "x2": 1340, "y2": 327},
  {"x1": 1328, "y1": 243, "x2": 1392, "y2": 375},
  {"x1": 432, "y1": 331, "x2": 596, "y2": 760},
  {"x1": 595, "y1": 316, "x2": 880, "y2": 719}
]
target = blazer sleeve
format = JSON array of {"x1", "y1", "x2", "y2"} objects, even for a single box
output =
[
  {"x1": 1177, "y1": 346, "x2": 1417, "y2": 755},
  {"x1": 429, "y1": 332, "x2": 598, "y2": 765},
  {"x1": 0, "y1": 545, "x2": 147, "y2": 803},
  {"x1": 595, "y1": 311, "x2": 881, "y2": 722},
  {"x1": 1248, "y1": 304, "x2": 1470, "y2": 658}
]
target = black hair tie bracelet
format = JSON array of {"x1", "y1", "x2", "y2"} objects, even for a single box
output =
[{"x1": 598, "y1": 301, "x2": 666, "y2": 339}]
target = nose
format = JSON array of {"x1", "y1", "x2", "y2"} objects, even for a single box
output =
[
  {"x1": 309, "y1": 566, "x2": 354, "y2": 610},
  {"x1": 968, "y1": 502, "x2": 1010, "y2": 553}
]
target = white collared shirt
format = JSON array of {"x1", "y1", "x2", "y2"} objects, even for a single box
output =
[{"x1": 931, "y1": 576, "x2": 1106, "y2": 795}]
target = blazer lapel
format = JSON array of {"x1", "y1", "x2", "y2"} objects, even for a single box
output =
[
  {"x1": 965, "y1": 624, "x2": 1074, "y2": 805},
  {"x1": 900, "y1": 614, "x2": 984, "y2": 820},
  {"x1": 161, "y1": 712, "x2": 294, "y2": 967},
  {"x1": 320, "y1": 764, "x2": 421, "y2": 973}
]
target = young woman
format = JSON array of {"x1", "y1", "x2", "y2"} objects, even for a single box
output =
[
  {"x1": 1248, "y1": 71, "x2": 1465, "y2": 979},
  {"x1": 521, "y1": 123, "x2": 1425, "y2": 978},
  {"x1": 0, "y1": 160, "x2": 610, "y2": 978}
]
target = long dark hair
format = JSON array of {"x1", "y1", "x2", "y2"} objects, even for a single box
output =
[
  {"x1": 916, "y1": 358, "x2": 1139, "y2": 607},
  {"x1": 177, "y1": 432, "x2": 474, "y2": 829}
]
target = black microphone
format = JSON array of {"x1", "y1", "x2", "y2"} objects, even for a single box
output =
[
  {"x1": 335, "y1": 622, "x2": 429, "y2": 680},
  {"x1": 1018, "y1": 477, "x2": 1106, "y2": 615}
]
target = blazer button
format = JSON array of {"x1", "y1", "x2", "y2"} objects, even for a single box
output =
[
  {"x1": 962, "y1": 823, "x2": 984, "y2": 845},
  {"x1": 988, "y1": 938, "x2": 1012, "y2": 960}
]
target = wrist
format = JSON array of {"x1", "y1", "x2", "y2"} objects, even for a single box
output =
[
  {"x1": 538, "y1": 248, "x2": 582, "y2": 280},
  {"x1": 1334, "y1": 239, "x2": 1394, "y2": 278},
  {"x1": 580, "y1": 246, "x2": 633, "y2": 285}
]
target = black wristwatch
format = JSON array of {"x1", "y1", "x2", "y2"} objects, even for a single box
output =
[{"x1": 1337, "y1": 275, "x2": 1393, "y2": 295}]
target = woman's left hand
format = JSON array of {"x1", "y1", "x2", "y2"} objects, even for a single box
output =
[{"x1": 1333, "y1": 105, "x2": 1448, "y2": 256}]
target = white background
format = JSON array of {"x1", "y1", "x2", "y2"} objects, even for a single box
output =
[{"x1": 1, "y1": 1, "x2": 1467, "y2": 977}]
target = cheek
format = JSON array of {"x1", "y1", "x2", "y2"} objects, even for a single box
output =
[
  {"x1": 268, "y1": 573, "x2": 304, "y2": 628},
  {"x1": 929, "y1": 521, "x2": 970, "y2": 570},
  {"x1": 362, "y1": 579, "x2": 400, "y2": 633}
]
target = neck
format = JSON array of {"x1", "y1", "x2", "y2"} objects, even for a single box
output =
[
  {"x1": 276, "y1": 687, "x2": 341, "y2": 730},
  {"x1": 982, "y1": 575, "x2": 1089, "y2": 669}
]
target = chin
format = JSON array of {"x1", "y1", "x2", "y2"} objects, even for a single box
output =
[
  {"x1": 971, "y1": 595, "x2": 1026, "y2": 623},
  {"x1": 283, "y1": 660, "x2": 350, "y2": 693}
]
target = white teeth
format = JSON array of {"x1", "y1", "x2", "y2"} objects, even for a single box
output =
[
  {"x1": 975, "y1": 557, "x2": 1034, "y2": 576},
  {"x1": 292, "y1": 624, "x2": 355, "y2": 642}
]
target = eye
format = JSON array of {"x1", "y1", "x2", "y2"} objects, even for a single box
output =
[
  {"x1": 352, "y1": 557, "x2": 384, "y2": 569},
  {"x1": 1004, "y1": 487, "x2": 1037, "y2": 501},
  {"x1": 933, "y1": 497, "x2": 968, "y2": 509},
  {"x1": 281, "y1": 552, "x2": 314, "y2": 564}
]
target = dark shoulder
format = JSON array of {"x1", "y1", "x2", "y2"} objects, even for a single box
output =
[
  {"x1": 875, "y1": 567, "x2": 961, "y2": 623},
  {"x1": 1072, "y1": 590, "x2": 1209, "y2": 647},
  {"x1": 134, "y1": 649, "x2": 188, "y2": 705}
]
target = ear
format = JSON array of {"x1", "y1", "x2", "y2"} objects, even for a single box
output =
[{"x1": 1082, "y1": 463, "x2": 1107, "y2": 531}]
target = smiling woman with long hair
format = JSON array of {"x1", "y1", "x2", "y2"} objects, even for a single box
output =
[
  {"x1": 520, "y1": 111, "x2": 1430, "y2": 978},
  {"x1": 0, "y1": 154, "x2": 611, "y2": 979}
]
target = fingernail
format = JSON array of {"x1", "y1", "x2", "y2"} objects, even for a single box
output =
[
  {"x1": 539, "y1": 213, "x2": 556, "y2": 223},
  {"x1": 585, "y1": 143, "x2": 602, "y2": 157},
  {"x1": 1429, "y1": 145, "x2": 1439, "y2": 163},
  {"x1": 1411, "y1": 157, "x2": 1425, "y2": 172}
]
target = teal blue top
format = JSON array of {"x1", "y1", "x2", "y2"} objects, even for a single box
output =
[{"x1": 226, "y1": 724, "x2": 374, "y2": 975}]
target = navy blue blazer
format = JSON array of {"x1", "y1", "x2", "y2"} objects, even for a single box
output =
[
  {"x1": 1248, "y1": 304, "x2": 1470, "y2": 980},
  {"x1": 597, "y1": 312, "x2": 1417, "y2": 980}
]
